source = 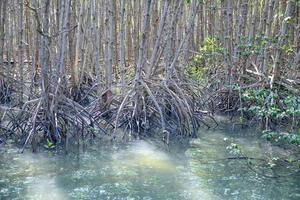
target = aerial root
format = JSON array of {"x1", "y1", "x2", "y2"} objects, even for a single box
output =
[
  {"x1": 4, "y1": 94, "x2": 105, "y2": 152},
  {"x1": 98, "y1": 78, "x2": 205, "y2": 143},
  {"x1": 0, "y1": 79, "x2": 12, "y2": 104},
  {"x1": 2, "y1": 76, "x2": 211, "y2": 150}
]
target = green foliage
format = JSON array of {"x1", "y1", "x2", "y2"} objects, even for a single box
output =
[
  {"x1": 187, "y1": 55, "x2": 206, "y2": 82},
  {"x1": 199, "y1": 37, "x2": 223, "y2": 55},
  {"x1": 187, "y1": 37, "x2": 223, "y2": 82},
  {"x1": 226, "y1": 143, "x2": 242, "y2": 156},
  {"x1": 282, "y1": 44, "x2": 294, "y2": 55},
  {"x1": 224, "y1": 137, "x2": 243, "y2": 156},
  {"x1": 238, "y1": 36, "x2": 279, "y2": 58},
  {"x1": 241, "y1": 87, "x2": 300, "y2": 146},
  {"x1": 184, "y1": 0, "x2": 204, "y2": 4},
  {"x1": 262, "y1": 130, "x2": 300, "y2": 146},
  {"x1": 241, "y1": 89, "x2": 300, "y2": 121},
  {"x1": 44, "y1": 139, "x2": 55, "y2": 149}
]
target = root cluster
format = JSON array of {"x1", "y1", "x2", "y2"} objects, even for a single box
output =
[{"x1": 0, "y1": 73, "x2": 212, "y2": 151}]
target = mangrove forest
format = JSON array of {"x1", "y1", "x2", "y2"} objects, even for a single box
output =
[{"x1": 0, "y1": 0, "x2": 299, "y2": 199}]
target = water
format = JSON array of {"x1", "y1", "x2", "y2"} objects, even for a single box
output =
[{"x1": 0, "y1": 128, "x2": 299, "y2": 200}]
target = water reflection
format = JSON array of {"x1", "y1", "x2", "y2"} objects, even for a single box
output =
[
  {"x1": 6, "y1": 152, "x2": 68, "y2": 200},
  {"x1": 113, "y1": 140, "x2": 176, "y2": 171},
  {"x1": 110, "y1": 140, "x2": 217, "y2": 200},
  {"x1": 25, "y1": 176, "x2": 67, "y2": 200}
]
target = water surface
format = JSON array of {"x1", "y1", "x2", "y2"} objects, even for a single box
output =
[{"x1": 0, "y1": 128, "x2": 299, "y2": 199}]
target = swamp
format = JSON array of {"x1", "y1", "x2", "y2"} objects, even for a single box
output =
[{"x1": 0, "y1": 0, "x2": 300, "y2": 199}]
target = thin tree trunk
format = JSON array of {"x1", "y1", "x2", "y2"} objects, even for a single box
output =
[
  {"x1": 146, "y1": 0, "x2": 169, "y2": 78},
  {"x1": 72, "y1": 0, "x2": 84, "y2": 89},
  {"x1": 112, "y1": 0, "x2": 118, "y2": 76},
  {"x1": 233, "y1": 0, "x2": 248, "y2": 66},
  {"x1": 270, "y1": 0, "x2": 294, "y2": 88},
  {"x1": 261, "y1": 0, "x2": 276, "y2": 75},
  {"x1": 135, "y1": 0, "x2": 152, "y2": 82},
  {"x1": 56, "y1": 0, "x2": 69, "y2": 79},
  {"x1": 0, "y1": 0, "x2": 7, "y2": 75},
  {"x1": 68, "y1": 0, "x2": 76, "y2": 88},
  {"x1": 92, "y1": 0, "x2": 101, "y2": 87},
  {"x1": 165, "y1": 0, "x2": 199, "y2": 83},
  {"x1": 119, "y1": 0, "x2": 126, "y2": 91},
  {"x1": 105, "y1": 0, "x2": 113, "y2": 88},
  {"x1": 126, "y1": 1, "x2": 132, "y2": 63},
  {"x1": 223, "y1": 0, "x2": 233, "y2": 84},
  {"x1": 18, "y1": 0, "x2": 24, "y2": 103},
  {"x1": 133, "y1": 0, "x2": 140, "y2": 66}
]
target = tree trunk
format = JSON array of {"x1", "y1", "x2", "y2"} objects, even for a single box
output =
[
  {"x1": 105, "y1": 0, "x2": 113, "y2": 89},
  {"x1": 261, "y1": 0, "x2": 276, "y2": 75},
  {"x1": 72, "y1": 0, "x2": 84, "y2": 89},
  {"x1": 119, "y1": 0, "x2": 126, "y2": 91},
  {"x1": 18, "y1": 0, "x2": 24, "y2": 104},
  {"x1": 135, "y1": 0, "x2": 152, "y2": 82},
  {"x1": 165, "y1": 0, "x2": 199, "y2": 83},
  {"x1": 0, "y1": 0, "x2": 7, "y2": 76},
  {"x1": 92, "y1": 0, "x2": 101, "y2": 87},
  {"x1": 146, "y1": 0, "x2": 169, "y2": 78},
  {"x1": 270, "y1": 0, "x2": 294, "y2": 88}
]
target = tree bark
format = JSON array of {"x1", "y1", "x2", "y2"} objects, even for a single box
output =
[
  {"x1": 270, "y1": 0, "x2": 294, "y2": 88},
  {"x1": 119, "y1": 0, "x2": 126, "y2": 91},
  {"x1": 18, "y1": 0, "x2": 24, "y2": 103},
  {"x1": 135, "y1": 0, "x2": 152, "y2": 83},
  {"x1": 0, "y1": 0, "x2": 7, "y2": 77}
]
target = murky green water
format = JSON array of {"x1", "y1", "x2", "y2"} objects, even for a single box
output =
[{"x1": 0, "y1": 128, "x2": 299, "y2": 200}]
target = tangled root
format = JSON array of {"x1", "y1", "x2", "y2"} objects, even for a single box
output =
[
  {"x1": 205, "y1": 89, "x2": 240, "y2": 113},
  {"x1": 0, "y1": 79, "x2": 12, "y2": 104},
  {"x1": 91, "y1": 77, "x2": 208, "y2": 144},
  {"x1": 1, "y1": 74, "x2": 211, "y2": 150},
  {"x1": 3, "y1": 94, "x2": 105, "y2": 152}
]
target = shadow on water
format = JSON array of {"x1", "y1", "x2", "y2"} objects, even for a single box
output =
[{"x1": 0, "y1": 128, "x2": 299, "y2": 200}]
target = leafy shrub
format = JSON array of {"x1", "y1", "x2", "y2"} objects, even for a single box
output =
[
  {"x1": 262, "y1": 130, "x2": 300, "y2": 146},
  {"x1": 240, "y1": 87, "x2": 300, "y2": 146},
  {"x1": 187, "y1": 37, "x2": 223, "y2": 82}
]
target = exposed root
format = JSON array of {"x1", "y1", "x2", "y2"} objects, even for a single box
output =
[
  {"x1": 3, "y1": 94, "x2": 105, "y2": 152},
  {"x1": 0, "y1": 79, "x2": 12, "y2": 104},
  {"x1": 90, "y1": 77, "x2": 208, "y2": 144},
  {"x1": 1, "y1": 72, "x2": 212, "y2": 150},
  {"x1": 205, "y1": 89, "x2": 240, "y2": 113}
]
